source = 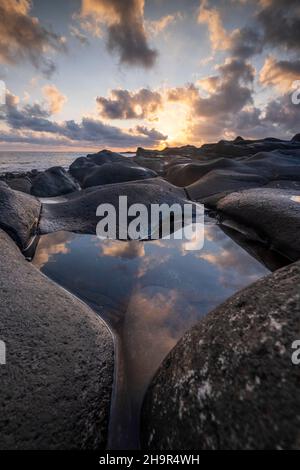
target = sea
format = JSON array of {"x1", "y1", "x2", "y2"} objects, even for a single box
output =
[{"x1": 0, "y1": 151, "x2": 134, "y2": 174}]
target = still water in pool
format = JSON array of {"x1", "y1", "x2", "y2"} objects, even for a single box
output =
[{"x1": 33, "y1": 221, "x2": 269, "y2": 449}]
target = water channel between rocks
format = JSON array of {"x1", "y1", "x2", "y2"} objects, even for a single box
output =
[{"x1": 32, "y1": 220, "x2": 271, "y2": 449}]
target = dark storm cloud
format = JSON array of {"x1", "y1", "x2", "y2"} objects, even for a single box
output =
[
  {"x1": 97, "y1": 88, "x2": 162, "y2": 119},
  {"x1": 257, "y1": 0, "x2": 300, "y2": 52},
  {"x1": 228, "y1": 0, "x2": 300, "y2": 59},
  {"x1": 194, "y1": 59, "x2": 255, "y2": 117},
  {"x1": 230, "y1": 27, "x2": 263, "y2": 59},
  {"x1": 1, "y1": 92, "x2": 167, "y2": 147},
  {"x1": 0, "y1": 1, "x2": 65, "y2": 77},
  {"x1": 81, "y1": 0, "x2": 157, "y2": 67}
]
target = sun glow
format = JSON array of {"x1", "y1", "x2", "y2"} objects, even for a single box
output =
[{"x1": 156, "y1": 101, "x2": 191, "y2": 146}]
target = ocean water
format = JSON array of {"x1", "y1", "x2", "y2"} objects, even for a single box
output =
[{"x1": 0, "y1": 151, "x2": 134, "y2": 174}]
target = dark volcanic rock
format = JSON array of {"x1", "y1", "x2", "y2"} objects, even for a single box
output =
[
  {"x1": 31, "y1": 166, "x2": 79, "y2": 198},
  {"x1": 166, "y1": 158, "x2": 245, "y2": 187},
  {"x1": 217, "y1": 188, "x2": 300, "y2": 261},
  {"x1": 39, "y1": 178, "x2": 189, "y2": 236},
  {"x1": 186, "y1": 170, "x2": 268, "y2": 204},
  {"x1": 82, "y1": 162, "x2": 157, "y2": 188},
  {"x1": 0, "y1": 181, "x2": 41, "y2": 250},
  {"x1": 69, "y1": 150, "x2": 132, "y2": 185},
  {"x1": 142, "y1": 261, "x2": 300, "y2": 450},
  {"x1": 6, "y1": 176, "x2": 32, "y2": 194},
  {"x1": 0, "y1": 229, "x2": 114, "y2": 449}
]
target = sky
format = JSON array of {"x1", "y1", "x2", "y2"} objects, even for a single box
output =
[{"x1": 0, "y1": 0, "x2": 299, "y2": 151}]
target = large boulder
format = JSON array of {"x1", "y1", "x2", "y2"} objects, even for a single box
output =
[
  {"x1": 166, "y1": 158, "x2": 246, "y2": 187},
  {"x1": 0, "y1": 181, "x2": 41, "y2": 250},
  {"x1": 185, "y1": 170, "x2": 268, "y2": 205},
  {"x1": 217, "y1": 188, "x2": 300, "y2": 261},
  {"x1": 39, "y1": 179, "x2": 189, "y2": 236},
  {"x1": 0, "y1": 229, "x2": 114, "y2": 449},
  {"x1": 142, "y1": 260, "x2": 300, "y2": 450},
  {"x1": 69, "y1": 150, "x2": 132, "y2": 185},
  {"x1": 31, "y1": 166, "x2": 79, "y2": 198},
  {"x1": 82, "y1": 162, "x2": 157, "y2": 188}
]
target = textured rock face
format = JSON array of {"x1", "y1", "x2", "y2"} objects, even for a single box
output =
[
  {"x1": 31, "y1": 166, "x2": 79, "y2": 198},
  {"x1": 82, "y1": 162, "x2": 157, "y2": 188},
  {"x1": 142, "y1": 261, "x2": 300, "y2": 450},
  {"x1": 217, "y1": 188, "x2": 300, "y2": 261},
  {"x1": 39, "y1": 178, "x2": 188, "y2": 236},
  {"x1": 0, "y1": 181, "x2": 41, "y2": 250},
  {"x1": 0, "y1": 230, "x2": 114, "y2": 450}
]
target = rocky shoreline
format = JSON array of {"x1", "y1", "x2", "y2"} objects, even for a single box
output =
[{"x1": 0, "y1": 135, "x2": 300, "y2": 449}]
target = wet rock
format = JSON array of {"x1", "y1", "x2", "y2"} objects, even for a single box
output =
[
  {"x1": 0, "y1": 181, "x2": 41, "y2": 250},
  {"x1": 0, "y1": 229, "x2": 114, "y2": 449},
  {"x1": 39, "y1": 178, "x2": 189, "y2": 236},
  {"x1": 217, "y1": 188, "x2": 300, "y2": 261},
  {"x1": 186, "y1": 170, "x2": 268, "y2": 204},
  {"x1": 142, "y1": 260, "x2": 300, "y2": 450},
  {"x1": 82, "y1": 162, "x2": 157, "y2": 188},
  {"x1": 31, "y1": 166, "x2": 79, "y2": 198}
]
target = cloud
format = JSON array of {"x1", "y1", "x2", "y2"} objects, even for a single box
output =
[
  {"x1": 198, "y1": 0, "x2": 230, "y2": 51},
  {"x1": 69, "y1": 25, "x2": 90, "y2": 45},
  {"x1": 146, "y1": 12, "x2": 182, "y2": 36},
  {"x1": 42, "y1": 85, "x2": 68, "y2": 114},
  {"x1": 134, "y1": 125, "x2": 167, "y2": 141},
  {"x1": 193, "y1": 58, "x2": 255, "y2": 117},
  {"x1": 80, "y1": 0, "x2": 157, "y2": 67},
  {"x1": 0, "y1": 0, "x2": 65, "y2": 77},
  {"x1": 97, "y1": 88, "x2": 162, "y2": 119},
  {"x1": 1, "y1": 91, "x2": 167, "y2": 148},
  {"x1": 257, "y1": 0, "x2": 300, "y2": 52},
  {"x1": 260, "y1": 56, "x2": 300, "y2": 92}
]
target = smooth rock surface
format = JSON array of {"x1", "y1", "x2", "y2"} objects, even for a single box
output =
[
  {"x1": 69, "y1": 150, "x2": 132, "y2": 185},
  {"x1": 0, "y1": 229, "x2": 114, "y2": 449},
  {"x1": 186, "y1": 170, "x2": 268, "y2": 203},
  {"x1": 39, "y1": 178, "x2": 189, "y2": 236},
  {"x1": 142, "y1": 261, "x2": 300, "y2": 450},
  {"x1": 217, "y1": 188, "x2": 300, "y2": 261},
  {"x1": 82, "y1": 162, "x2": 157, "y2": 188},
  {"x1": 0, "y1": 181, "x2": 41, "y2": 250},
  {"x1": 31, "y1": 166, "x2": 79, "y2": 197}
]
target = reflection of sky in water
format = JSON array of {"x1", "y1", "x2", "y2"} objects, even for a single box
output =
[
  {"x1": 33, "y1": 224, "x2": 269, "y2": 447},
  {"x1": 33, "y1": 224, "x2": 269, "y2": 389}
]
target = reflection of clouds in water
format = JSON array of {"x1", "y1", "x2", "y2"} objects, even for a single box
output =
[
  {"x1": 123, "y1": 287, "x2": 196, "y2": 395},
  {"x1": 137, "y1": 251, "x2": 171, "y2": 278},
  {"x1": 97, "y1": 240, "x2": 145, "y2": 259},
  {"x1": 33, "y1": 232, "x2": 73, "y2": 268},
  {"x1": 197, "y1": 226, "x2": 268, "y2": 290}
]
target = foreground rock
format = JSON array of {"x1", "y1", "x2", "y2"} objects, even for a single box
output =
[
  {"x1": 0, "y1": 181, "x2": 41, "y2": 250},
  {"x1": 82, "y1": 162, "x2": 157, "y2": 188},
  {"x1": 217, "y1": 188, "x2": 300, "y2": 262},
  {"x1": 0, "y1": 229, "x2": 114, "y2": 449},
  {"x1": 142, "y1": 261, "x2": 300, "y2": 450},
  {"x1": 39, "y1": 178, "x2": 189, "y2": 236},
  {"x1": 31, "y1": 166, "x2": 79, "y2": 197}
]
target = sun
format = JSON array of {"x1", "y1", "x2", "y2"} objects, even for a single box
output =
[{"x1": 156, "y1": 101, "x2": 191, "y2": 146}]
